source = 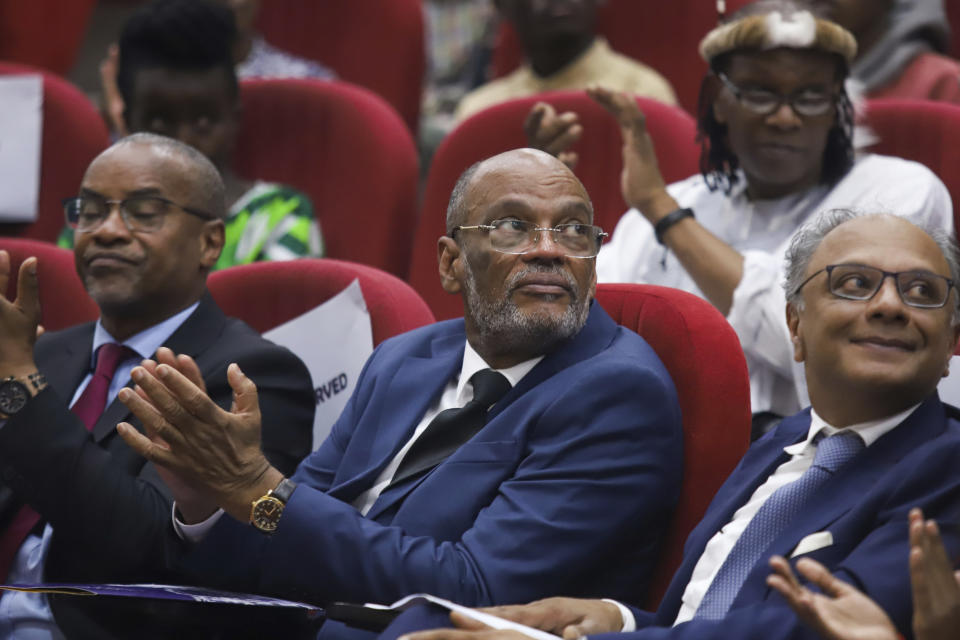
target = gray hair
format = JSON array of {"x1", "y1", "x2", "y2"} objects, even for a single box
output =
[
  {"x1": 109, "y1": 132, "x2": 227, "y2": 220},
  {"x1": 445, "y1": 161, "x2": 483, "y2": 235},
  {"x1": 783, "y1": 208, "x2": 960, "y2": 323}
]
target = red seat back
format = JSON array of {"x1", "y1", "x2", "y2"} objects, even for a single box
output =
[
  {"x1": 948, "y1": 1, "x2": 960, "y2": 59},
  {"x1": 0, "y1": 237, "x2": 98, "y2": 331},
  {"x1": 864, "y1": 98, "x2": 960, "y2": 230},
  {"x1": 0, "y1": 0, "x2": 97, "y2": 75},
  {"x1": 0, "y1": 63, "x2": 110, "y2": 243},
  {"x1": 234, "y1": 79, "x2": 419, "y2": 278},
  {"x1": 410, "y1": 91, "x2": 700, "y2": 320},
  {"x1": 595, "y1": 283, "x2": 751, "y2": 609},
  {"x1": 208, "y1": 259, "x2": 434, "y2": 346},
  {"x1": 491, "y1": 0, "x2": 725, "y2": 113},
  {"x1": 254, "y1": 0, "x2": 425, "y2": 133}
]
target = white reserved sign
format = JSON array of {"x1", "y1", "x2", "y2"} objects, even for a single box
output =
[
  {"x1": 265, "y1": 279, "x2": 373, "y2": 449},
  {"x1": 0, "y1": 75, "x2": 43, "y2": 222}
]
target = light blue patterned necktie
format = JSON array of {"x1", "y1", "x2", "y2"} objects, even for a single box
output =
[{"x1": 694, "y1": 430, "x2": 865, "y2": 619}]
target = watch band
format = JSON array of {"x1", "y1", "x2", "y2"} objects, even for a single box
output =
[
  {"x1": 654, "y1": 207, "x2": 695, "y2": 245},
  {"x1": 272, "y1": 477, "x2": 298, "y2": 503}
]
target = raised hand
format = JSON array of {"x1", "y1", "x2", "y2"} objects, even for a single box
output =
[
  {"x1": 117, "y1": 355, "x2": 282, "y2": 523},
  {"x1": 0, "y1": 250, "x2": 41, "y2": 378},
  {"x1": 585, "y1": 86, "x2": 675, "y2": 220},
  {"x1": 523, "y1": 101, "x2": 583, "y2": 169},
  {"x1": 767, "y1": 555, "x2": 898, "y2": 640},
  {"x1": 909, "y1": 508, "x2": 960, "y2": 640}
]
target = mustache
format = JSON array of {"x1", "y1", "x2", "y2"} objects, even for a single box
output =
[{"x1": 506, "y1": 264, "x2": 578, "y2": 296}]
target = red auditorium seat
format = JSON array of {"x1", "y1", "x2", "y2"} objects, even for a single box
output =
[
  {"x1": 491, "y1": 0, "x2": 726, "y2": 114},
  {"x1": 0, "y1": 63, "x2": 110, "y2": 244},
  {"x1": 411, "y1": 90, "x2": 700, "y2": 321},
  {"x1": 864, "y1": 99, "x2": 960, "y2": 232},
  {"x1": 948, "y1": 1, "x2": 960, "y2": 59},
  {"x1": 0, "y1": 0, "x2": 97, "y2": 76},
  {"x1": 234, "y1": 79, "x2": 420, "y2": 278},
  {"x1": 254, "y1": 0, "x2": 425, "y2": 133},
  {"x1": 596, "y1": 283, "x2": 751, "y2": 608},
  {"x1": 208, "y1": 259, "x2": 435, "y2": 346},
  {"x1": 0, "y1": 238, "x2": 98, "y2": 331}
]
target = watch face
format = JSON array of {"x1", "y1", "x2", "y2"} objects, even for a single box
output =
[
  {"x1": 0, "y1": 380, "x2": 29, "y2": 416},
  {"x1": 251, "y1": 496, "x2": 285, "y2": 533}
]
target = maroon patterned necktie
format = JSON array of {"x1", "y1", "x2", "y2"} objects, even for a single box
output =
[{"x1": 0, "y1": 343, "x2": 137, "y2": 580}]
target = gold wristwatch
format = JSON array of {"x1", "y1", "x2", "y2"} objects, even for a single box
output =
[
  {"x1": 250, "y1": 477, "x2": 297, "y2": 533},
  {"x1": 0, "y1": 372, "x2": 47, "y2": 419}
]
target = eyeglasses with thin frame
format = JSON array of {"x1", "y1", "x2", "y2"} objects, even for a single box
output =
[
  {"x1": 451, "y1": 219, "x2": 608, "y2": 258},
  {"x1": 793, "y1": 263, "x2": 956, "y2": 309},
  {"x1": 715, "y1": 72, "x2": 837, "y2": 117},
  {"x1": 63, "y1": 195, "x2": 216, "y2": 233}
]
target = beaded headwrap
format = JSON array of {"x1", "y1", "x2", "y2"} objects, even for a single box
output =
[{"x1": 699, "y1": 9, "x2": 857, "y2": 63}]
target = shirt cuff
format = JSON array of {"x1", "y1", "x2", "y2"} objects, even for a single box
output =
[
  {"x1": 601, "y1": 599, "x2": 636, "y2": 633},
  {"x1": 171, "y1": 502, "x2": 225, "y2": 543}
]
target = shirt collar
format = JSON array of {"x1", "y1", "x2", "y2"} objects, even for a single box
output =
[
  {"x1": 90, "y1": 301, "x2": 201, "y2": 367},
  {"x1": 784, "y1": 403, "x2": 922, "y2": 455},
  {"x1": 456, "y1": 339, "x2": 543, "y2": 405}
]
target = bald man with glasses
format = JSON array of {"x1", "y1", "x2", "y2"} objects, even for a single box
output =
[
  {"x1": 117, "y1": 148, "x2": 684, "y2": 640},
  {"x1": 0, "y1": 132, "x2": 314, "y2": 638}
]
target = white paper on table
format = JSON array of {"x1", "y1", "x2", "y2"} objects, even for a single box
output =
[
  {"x1": 264, "y1": 279, "x2": 373, "y2": 449},
  {"x1": 0, "y1": 75, "x2": 43, "y2": 222},
  {"x1": 368, "y1": 593, "x2": 561, "y2": 640}
]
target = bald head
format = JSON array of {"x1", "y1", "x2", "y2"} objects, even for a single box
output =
[
  {"x1": 446, "y1": 148, "x2": 592, "y2": 235},
  {"x1": 92, "y1": 133, "x2": 227, "y2": 220}
]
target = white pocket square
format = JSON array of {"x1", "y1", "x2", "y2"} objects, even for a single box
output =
[{"x1": 790, "y1": 531, "x2": 834, "y2": 558}]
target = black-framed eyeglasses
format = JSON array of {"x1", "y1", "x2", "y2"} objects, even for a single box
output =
[
  {"x1": 63, "y1": 195, "x2": 216, "y2": 233},
  {"x1": 715, "y1": 72, "x2": 837, "y2": 117},
  {"x1": 793, "y1": 263, "x2": 956, "y2": 309},
  {"x1": 451, "y1": 219, "x2": 608, "y2": 258}
]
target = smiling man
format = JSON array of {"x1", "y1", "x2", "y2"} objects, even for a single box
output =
[
  {"x1": 387, "y1": 209, "x2": 960, "y2": 640},
  {"x1": 526, "y1": 0, "x2": 953, "y2": 435},
  {"x1": 118, "y1": 148, "x2": 683, "y2": 640},
  {"x1": 0, "y1": 133, "x2": 314, "y2": 638}
]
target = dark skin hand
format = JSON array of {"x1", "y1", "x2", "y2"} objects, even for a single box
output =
[
  {"x1": 117, "y1": 351, "x2": 283, "y2": 524},
  {"x1": 0, "y1": 250, "x2": 42, "y2": 380},
  {"x1": 399, "y1": 597, "x2": 623, "y2": 640}
]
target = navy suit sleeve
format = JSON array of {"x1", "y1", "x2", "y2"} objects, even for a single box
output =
[
  {"x1": 229, "y1": 350, "x2": 683, "y2": 608},
  {"x1": 589, "y1": 438, "x2": 960, "y2": 640}
]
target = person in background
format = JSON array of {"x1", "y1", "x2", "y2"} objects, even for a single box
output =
[
  {"x1": 77, "y1": 0, "x2": 323, "y2": 268},
  {"x1": 526, "y1": 0, "x2": 952, "y2": 435},
  {"x1": 454, "y1": 0, "x2": 676, "y2": 122},
  {"x1": 808, "y1": 0, "x2": 960, "y2": 103}
]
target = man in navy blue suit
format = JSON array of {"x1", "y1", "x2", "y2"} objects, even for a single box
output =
[
  {"x1": 119, "y1": 148, "x2": 684, "y2": 636},
  {"x1": 387, "y1": 210, "x2": 960, "y2": 640}
]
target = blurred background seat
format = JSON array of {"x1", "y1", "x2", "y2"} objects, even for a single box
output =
[
  {"x1": 0, "y1": 62, "x2": 110, "y2": 243},
  {"x1": 235, "y1": 78, "x2": 420, "y2": 278},
  {"x1": 0, "y1": 0, "x2": 97, "y2": 75}
]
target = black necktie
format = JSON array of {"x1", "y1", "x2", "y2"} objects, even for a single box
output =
[{"x1": 390, "y1": 369, "x2": 512, "y2": 487}]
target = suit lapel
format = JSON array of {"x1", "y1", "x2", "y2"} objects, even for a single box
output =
[
  {"x1": 39, "y1": 323, "x2": 95, "y2": 399},
  {"x1": 91, "y1": 293, "x2": 225, "y2": 442},
  {"x1": 331, "y1": 330, "x2": 464, "y2": 512},
  {"x1": 733, "y1": 396, "x2": 948, "y2": 606}
]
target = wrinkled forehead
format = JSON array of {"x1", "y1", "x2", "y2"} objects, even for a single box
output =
[{"x1": 83, "y1": 143, "x2": 198, "y2": 199}]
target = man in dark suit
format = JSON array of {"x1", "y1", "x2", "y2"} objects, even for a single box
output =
[
  {"x1": 119, "y1": 148, "x2": 684, "y2": 639},
  {"x1": 384, "y1": 210, "x2": 960, "y2": 640},
  {"x1": 0, "y1": 133, "x2": 314, "y2": 637}
]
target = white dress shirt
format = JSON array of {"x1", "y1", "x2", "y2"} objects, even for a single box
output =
[{"x1": 175, "y1": 340, "x2": 542, "y2": 539}]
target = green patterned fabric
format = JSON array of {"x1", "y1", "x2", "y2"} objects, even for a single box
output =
[{"x1": 56, "y1": 182, "x2": 324, "y2": 271}]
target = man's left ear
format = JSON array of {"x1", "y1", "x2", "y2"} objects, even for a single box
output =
[
  {"x1": 200, "y1": 220, "x2": 225, "y2": 269},
  {"x1": 786, "y1": 302, "x2": 805, "y2": 363}
]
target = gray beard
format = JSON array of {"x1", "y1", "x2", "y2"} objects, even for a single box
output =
[{"x1": 462, "y1": 259, "x2": 591, "y2": 356}]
